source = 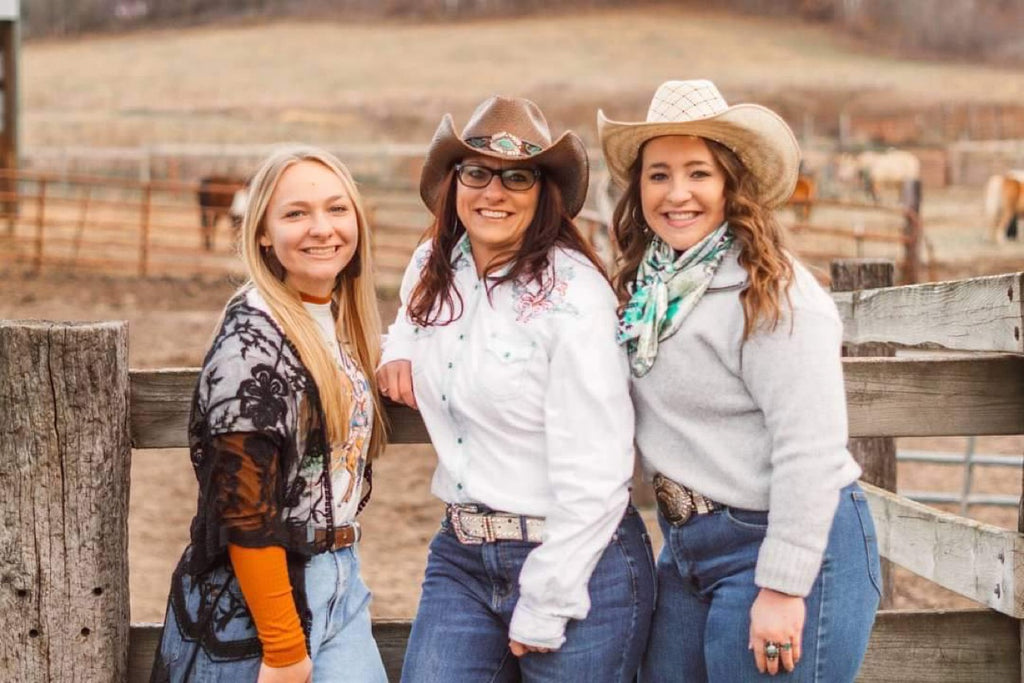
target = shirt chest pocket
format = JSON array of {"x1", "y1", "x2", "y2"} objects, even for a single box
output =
[{"x1": 476, "y1": 334, "x2": 538, "y2": 401}]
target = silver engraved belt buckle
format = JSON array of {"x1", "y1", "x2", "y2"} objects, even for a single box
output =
[{"x1": 653, "y1": 473, "x2": 695, "y2": 526}]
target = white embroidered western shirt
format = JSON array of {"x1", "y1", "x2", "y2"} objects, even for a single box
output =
[{"x1": 381, "y1": 236, "x2": 635, "y2": 648}]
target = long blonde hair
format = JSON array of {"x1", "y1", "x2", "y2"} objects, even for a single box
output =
[
  {"x1": 238, "y1": 145, "x2": 385, "y2": 461},
  {"x1": 611, "y1": 138, "x2": 794, "y2": 339}
]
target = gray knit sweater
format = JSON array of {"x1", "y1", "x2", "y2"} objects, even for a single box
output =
[{"x1": 632, "y1": 245, "x2": 861, "y2": 596}]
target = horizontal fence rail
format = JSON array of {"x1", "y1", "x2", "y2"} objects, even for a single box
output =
[
  {"x1": 4, "y1": 266, "x2": 1024, "y2": 681},
  {"x1": 126, "y1": 354, "x2": 1024, "y2": 450}
]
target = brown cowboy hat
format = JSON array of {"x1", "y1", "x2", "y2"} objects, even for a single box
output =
[
  {"x1": 420, "y1": 95, "x2": 589, "y2": 217},
  {"x1": 599, "y1": 79, "x2": 800, "y2": 209}
]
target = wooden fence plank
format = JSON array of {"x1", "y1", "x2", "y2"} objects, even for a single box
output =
[
  {"x1": 129, "y1": 355, "x2": 1024, "y2": 448},
  {"x1": 844, "y1": 355, "x2": 1024, "y2": 437},
  {"x1": 832, "y1": 272, "x2": 1024, "y2": 353},
  {"x1": 859, "y1": 609, "x2": 1020, "y2": 682},
  {"x1": 130, "y1": 370, "x2": 430, "y2": 449},
  {"x1": 863, "y1": 483, "x2": 1024, "y2": 618},
  {"x1": 128, "y1": 610, "x2": 1018, "y2": 683}
]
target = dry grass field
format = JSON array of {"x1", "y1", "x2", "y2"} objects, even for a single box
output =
[
  {"x1": 22, "y1": 7, "x2": 1024, "y2": 149},
  {"x1": 7, "y1": 7, "x2": 1024, "y2": 623}
]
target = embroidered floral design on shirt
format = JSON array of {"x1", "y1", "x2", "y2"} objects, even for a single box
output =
[{"x1": 512, "y1": 264, "x2": 580, "y2": 323}]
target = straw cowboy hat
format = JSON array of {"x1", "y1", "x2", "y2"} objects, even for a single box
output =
[
  {"x1": 420, "y1": 95, "x2": 589, "y2": 217},
  {"x1": 598, "y1": 79, "x2": 800, "y2": 208}
]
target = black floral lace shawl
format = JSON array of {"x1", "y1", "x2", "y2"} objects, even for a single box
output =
[{"x1": 151, "y1": 287, "x2": 371, "y2": 677}]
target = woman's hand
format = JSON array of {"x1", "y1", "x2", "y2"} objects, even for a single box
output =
[
  {"x1": 509, "y1": 639, "x2": 552, "y2": 657},
  {"x1": 749, "y1": 587, "x2": 804, "y2": 676},
  {"x1": 257, "y1": 656, "x2": 312, "y2": 683},
  {"x1": 376, "y1": 360, "x2": 417, "y2": 409}
]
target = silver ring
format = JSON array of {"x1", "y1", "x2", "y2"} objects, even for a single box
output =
[{"x1": 764, "y1": 642, "x2": 780, "y2": 660}]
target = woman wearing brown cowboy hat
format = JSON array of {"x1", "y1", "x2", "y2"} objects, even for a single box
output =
[
  {"x1": 600, "y1": 79, "x2": 880, "y2": 681},
  {"x1": 377, "y1": 96, "x2": 655, "y2": 681}
]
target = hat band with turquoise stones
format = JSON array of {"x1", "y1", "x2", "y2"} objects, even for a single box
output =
[{"x1": 465, "y1": 131, "x2": 544, "y2": 158}]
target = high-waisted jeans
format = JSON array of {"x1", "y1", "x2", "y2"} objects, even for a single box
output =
[
  {"x1": 641, "y1": 482, "x2": 881, "y2": 682},
  {"x1": 401, "y1": 505, "x2": 656, "y2": 683},
  {"x1": 155, "y1": 546, "x2": 386, "y2": 682}
]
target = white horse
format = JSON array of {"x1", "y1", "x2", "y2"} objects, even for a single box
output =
[
  {"x1": 229, "y1": 184, "x2": 248, "y2": 230},
  {"x1": 837, "y1": 150, "x2": 920, "y2": 204}
]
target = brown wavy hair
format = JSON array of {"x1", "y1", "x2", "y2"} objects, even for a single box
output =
[
  {"x1": 408, "y1": 169, "x2": 606, "y2": 327},
  {"x1": 611, "y1": 137, "x2": 794, "y2": 340}
]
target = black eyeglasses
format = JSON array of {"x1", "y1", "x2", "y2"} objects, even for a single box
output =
[{"x1": 455, "y1": 163, "x2": 541, "y2": 192}]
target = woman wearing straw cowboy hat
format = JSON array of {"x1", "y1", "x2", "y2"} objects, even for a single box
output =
[
  {"x1": 599, "y1": 79, "x2": 881, "y2": 681},
  {"x1": 378, "y1": 95, "x2": 655, "y2": 681}
]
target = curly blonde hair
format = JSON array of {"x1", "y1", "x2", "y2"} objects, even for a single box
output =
[{"x1": 611, "y1": 137, "x2": 794, "y2": 340}]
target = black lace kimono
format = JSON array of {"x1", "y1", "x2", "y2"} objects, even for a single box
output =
[{"x1": 150, "y1": 287, "x2": 372, "y2": 681}]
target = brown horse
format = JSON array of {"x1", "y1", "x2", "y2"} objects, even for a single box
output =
[
  {"x1": 984, "y1": 171, "x2": 1024, "y2": 243},
  {"x1": 785, "y1": 174, "x2": 816, "y2": 221},
  {"x1": 197, "y1": 175, "x2": 247, "y2": 251}
]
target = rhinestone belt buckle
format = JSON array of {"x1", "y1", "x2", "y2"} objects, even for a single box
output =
[
  {"x1": 653, "y1": 473, "x2": 695, "y2": 526},
  {"x1": 448, "y1": 504, "x2": 485, "y2": 545}
]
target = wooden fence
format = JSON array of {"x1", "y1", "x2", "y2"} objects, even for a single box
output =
[
  {"x1": 0, "y1": 167, "x2": 429, "y2": 290},
  {"x1": 1, "y1": 257, "x2": 1022, "y2": 680},
  {"x1": 786, "y1": 187, "x2": 930, "y2": 284}
]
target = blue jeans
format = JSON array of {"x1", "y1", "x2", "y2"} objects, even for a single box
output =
[
  {"x1": 401, "y1": 506, "x2": 656, "y2": 683},
  {"x1": 641, "y1": 482, "x2": 881, "y2": 683},
  {"x1": 155, "y1": 546, "x2": 385, "y2": 682},
  {"x1": 305, "y1": 547, "x2": 387, "y2": 682}
]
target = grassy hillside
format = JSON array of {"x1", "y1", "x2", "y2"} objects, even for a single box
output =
[{"x1": 23, "y1": 7, "x2": 1024, "y2": 148}]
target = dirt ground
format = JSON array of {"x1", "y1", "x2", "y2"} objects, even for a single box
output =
[{"x1": 2, "y1": 190, "x2": 1022, "y2": 621}]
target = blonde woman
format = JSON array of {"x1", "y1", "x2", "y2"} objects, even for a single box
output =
[
  {"x1": 151, "y1": 145, "x2": 387, "y2": 683},
  {"x1": 600, "y1": 80, "x2": 880, "y2": 681}
]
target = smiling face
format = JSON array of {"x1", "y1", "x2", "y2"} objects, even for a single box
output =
[
  {"x1": 640, "y1": 135, "x2": 728, "y2": 252},
  {"x1": 454, "y1": 154, "x2": 540, "y2": 273},
  {"x1": 258, "y1": 160, "x2": 359, "y2": 298}
]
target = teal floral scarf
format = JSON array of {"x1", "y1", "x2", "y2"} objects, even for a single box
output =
[{"x1": 618, "y1": 223, "x2": 734, "y2": 377}]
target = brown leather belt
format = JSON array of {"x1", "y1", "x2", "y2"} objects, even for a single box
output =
[
  {"x1": 447, "y1": 504, "x2": 545, "y2": 545},
  {"x1": 310, "y1": 522, "x2": 361, "y2": 551},
  {"x1": 653, "y1": 473, "x2": 724, "y2": 526}
]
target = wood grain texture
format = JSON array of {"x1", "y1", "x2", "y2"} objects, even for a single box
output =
[
  {"x1": 129, "y1": 370, "x2": 432, "y2": 448},
  {"x1": 844, "y1": 354, "x2": 1024, "y2": 437},
  {"x1": 0, "y1": 321, "x2": 131, "y2": 682},
  {"x1": 859, "y1": 609, "x2": 1020, "y2": 682},
  {"x1": 130, "y1": 355, "x2": 1024, "y2": 448},
  {"x1": 832, "y1": 272, "x2": 1024, "y2": 353},
  {"x1": 128, "y1": 610, "x2": 1020, "y2": 683},
  {"x1": 863, "y1": 482, "x2": 1024, "y2": 618}
]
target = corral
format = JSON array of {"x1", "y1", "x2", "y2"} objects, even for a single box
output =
[
  {"x1": 2, "y1": 266, "x2": 1023, "y2": 681},
  {"x1": 5, "y1": 5, "x2": 1024, "y2": 681}
]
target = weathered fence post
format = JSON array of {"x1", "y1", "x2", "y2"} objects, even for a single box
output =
[
  {"x1": 34, "y1": 178, "x2": 47, "y2": 272},
  {"x1": 0, "y1": 321, "x2": 131, "y2": 681},
  {"x1": 831, "y1": 258, "x2": 897, "y2": 609},
  {"x1": 138, "y1": 184, "x2": 152, "y2": 277},
  {"x1": 900, "y1": 180, "x2": 922, "y2": 284}
]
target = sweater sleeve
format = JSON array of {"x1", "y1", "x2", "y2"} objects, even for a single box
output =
[{"x1": 740, "y1": 285, "x2": 859, "y2": 597}]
